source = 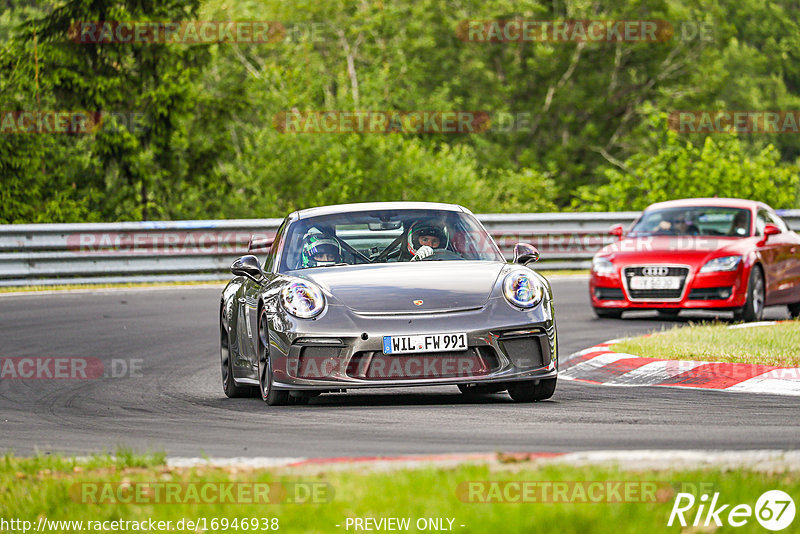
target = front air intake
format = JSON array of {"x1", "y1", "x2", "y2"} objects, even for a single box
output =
[{"x1": 499, "y1": 335, "x2": 546, "y2": 369}]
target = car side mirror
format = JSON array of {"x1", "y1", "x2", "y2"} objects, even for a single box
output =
[
  {"x1": 513, "y1": 243, "x2": 540, "y2": 264},
  {"x1": 764, "y1": 224, "x2": 781, "y2": 237},
  {"x1": 609, "y1": 224, "x2": 624, "y2": 240},
  {"x1": 231, "y1": 255, "x2": 265, "y2": 284}
]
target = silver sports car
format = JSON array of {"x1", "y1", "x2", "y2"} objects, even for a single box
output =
[{"x1": 220, "y1": 202, "x2": 557, "y2": 405}]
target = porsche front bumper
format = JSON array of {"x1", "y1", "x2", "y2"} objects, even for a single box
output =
[{"x1": 267, "y1": 296, "x2": 557, "y2": 390}]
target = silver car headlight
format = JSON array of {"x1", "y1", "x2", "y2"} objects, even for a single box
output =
[
  {"x1": 700, "y1": 255, "x2": 742, "y2": 273},
  {"x1": 281, "y1": 281, "x2": 325, "y2": 318},
  {"x1": 503, "y1": 271, "x2": 545, "y2": 308},
  {"x1": 592, "y1": 256, "x2": 616, "y2": 275}
]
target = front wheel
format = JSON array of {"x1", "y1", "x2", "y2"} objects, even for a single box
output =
[
  {"x1": 734, "y1": 265, "x2": 765, "y2": 322},
  {"x1": 506, "y1": 377, "x2": 557, "y2": 402},
  {"x1": 221, "y1": 315, "x2": 251, "y2": 398},
  {"x1": 788, "y1": 302, "x2": 800, "y2": 319},
  {"x1": 257, "y1": 309, "x2": 289, "y2": 406}
]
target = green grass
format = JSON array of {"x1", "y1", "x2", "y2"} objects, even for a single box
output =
[
  {"x1": 1, "y1": 453, "x2": 798, "y2": 533},
  {"x1": 614, "y1": 321, "x2": 800, "y2": 367},
  {"x1": 0, "y1": 280, "x2": 228, "y2": 293}
]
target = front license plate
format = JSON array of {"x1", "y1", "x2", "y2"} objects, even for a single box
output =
[
  {"x1": 629, "y1": 276, "x2": 682, "y2": 290},
  {"x1": 382, "y1": 333, "x2": 468, "y2": 354}
]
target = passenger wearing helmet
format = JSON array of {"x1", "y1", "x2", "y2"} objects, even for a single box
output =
[
  {"x1": 405, "y1": 220, "x2": 449, "y2": 261},
  {"x1": 301, "y1": 233, "x2": 342, "y2": 268}
]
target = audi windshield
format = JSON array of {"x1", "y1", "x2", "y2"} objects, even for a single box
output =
[{"x1": 629, "y1": 207, "x2": 751, "y2": 237}]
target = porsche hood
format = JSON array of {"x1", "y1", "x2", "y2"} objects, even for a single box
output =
[{"x1": 296, "y1": 261, "x2": 506, "y2": 314}]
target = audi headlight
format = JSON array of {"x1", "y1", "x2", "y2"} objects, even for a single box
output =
[
  {"x1": 503, "y1": 271, "x2": 545, "y2": 308},
  {"x1": 281, "y1": 281, "x2": 325, "y2": 318},
  {"x1": 700, "y1": 255, "x2": 742, "y2": 273},
  {"x1": 592, "y1": 256, "x2": 616, "y2": 275}
]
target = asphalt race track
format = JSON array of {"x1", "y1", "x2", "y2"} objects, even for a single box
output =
[{"x1": 0, "y1": 278, "x2": 797, "y2": 458}]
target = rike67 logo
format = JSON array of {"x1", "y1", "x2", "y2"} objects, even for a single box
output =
[{"x1": 669, "y1": 490, "x2": 795, "y2": 531}]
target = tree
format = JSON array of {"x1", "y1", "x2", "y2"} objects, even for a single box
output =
[
  {"x1": 573, "y1": 113, "x2": 800, "y2": 211},
  {"x1": 3, "y1": 0, "x2": 209, "y2": 221}
]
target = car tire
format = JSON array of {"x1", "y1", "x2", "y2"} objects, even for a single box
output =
[
  {"x1": 288, "y1": 394, "x2": 310, "y2": 405},
  {"x1": 221, "y1": 313, "x2": 251, "y2": 398},
  {"x1": 458, "y1": 384, "x2": 506, "y2": 396},
  {"x1": 788, "y1": 302, "x2": 800, "y2": 319},
  {"x1": 658, "y1": 309, "x2": 680, "y2": 318},
  {"x1": 506, "y1": 378, "x2": 557, "y2": 402},
  {"x1": 734, "y1": 265, "x2": 765, "y2": 322},
  {"x1": 593, "y1": 307, "x2": 623, "y2": 319},
  {"x1": 257, "y1": 308, "x2": 289, "y2": 406}
]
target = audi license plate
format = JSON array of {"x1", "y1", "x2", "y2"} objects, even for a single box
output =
[
  {"x1": 382, "y1": 333, "x2": 467, "y2": 354},
  {"x1": 629, "y1": 276, "x2": 682, "y2": 290}
]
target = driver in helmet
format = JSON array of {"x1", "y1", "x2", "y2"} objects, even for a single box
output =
[
  {"x1": 406, "y1": 220, "x2": 449, "y2": 261},
  {"x1": 301, "y1": 233, "x2": 342, "y2": 268}
]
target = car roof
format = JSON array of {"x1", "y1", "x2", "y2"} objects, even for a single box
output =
[
  {"x1": 293, "y1": 201, "x2": 466, "y2": 219},
  {"x1": 644, "y1": 197, "x2": 770, "y2": 211}
]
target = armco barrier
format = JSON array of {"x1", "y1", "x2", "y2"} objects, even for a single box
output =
[{"x1": 0, "y1": 211, "x2": 798, "y2": 286}]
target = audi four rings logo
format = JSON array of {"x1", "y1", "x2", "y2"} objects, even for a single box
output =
[{"x1": 642, "y1": 266, "x2": 669, "y2": 276}]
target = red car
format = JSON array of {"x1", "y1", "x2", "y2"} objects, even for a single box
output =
[{"x1": 590, "y1": 198, "x2": 800, "y2": 321}]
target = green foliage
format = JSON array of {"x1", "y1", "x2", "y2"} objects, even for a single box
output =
[
  {"x1": 0, "y1": 0, "x2": 206, "y2": 222},
  {"x1": 207, "y1": 130, "x2": 556, "y2": 218},
  {"x1": 1, "y1": 0, "x2": 800, "y2": 223},
  {"x1": 574, "y1": 113, "x2": 800, "y2": 211}
]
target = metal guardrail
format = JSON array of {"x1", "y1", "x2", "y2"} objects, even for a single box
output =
[{"x1": 1, "y1": 211, "x2": 798, "y2": 286}]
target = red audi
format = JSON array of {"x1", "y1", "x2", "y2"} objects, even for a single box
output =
[{"x1": 590, "y1": 198, "x2": 800, "y2": 321}]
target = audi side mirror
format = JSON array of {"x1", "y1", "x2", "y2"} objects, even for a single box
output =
[
  {"x1": 609, "y1": 224, "x2": 624, "y2": 240},
  {"x1": 231, "y1": 255, "x2": 265, "y2": 283},
  {"x1": 513, "y1": 243, "x2": 540, "y2": 265},
  {"x1": 763, "y1": 224, "x2": 781, "y2": 237}
]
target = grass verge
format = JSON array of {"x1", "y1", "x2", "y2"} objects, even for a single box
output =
[
  {"x1": 613, "y1": 321, "x2": 800, "y2": 367},
  {"x1": 1, "y1": 453, "x2": 797, "y2": 533}
]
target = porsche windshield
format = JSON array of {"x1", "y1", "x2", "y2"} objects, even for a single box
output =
[
  {"x1": 629, "y1": 207, "x2": 752, "y2": 237},
  {"x1": 279, "y1": 209, "x2": 505, "y2": 271}
]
